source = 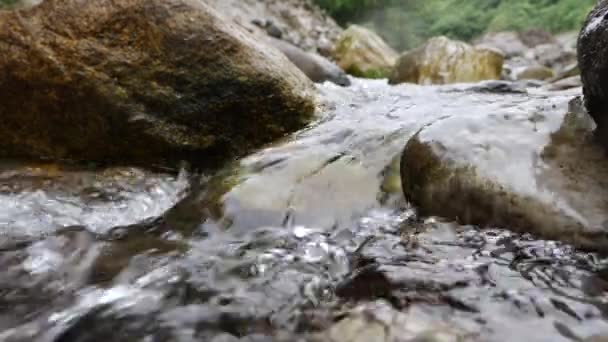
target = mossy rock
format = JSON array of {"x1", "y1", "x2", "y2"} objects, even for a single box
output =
[
  {"x1": 332, "y1": 25, "x2": 398, "y2": 79},
  {"x1": 390, "y1": 36, "x2": 504, "y2": 85},
  {"x1": 0, "y1": 0, "x2": 316, "y2": 167},
  {"x1": 346, "y1": 65, "x2": 390, "y2": 79}
]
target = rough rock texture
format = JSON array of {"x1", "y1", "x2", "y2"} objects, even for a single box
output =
[
  {"x1": 578, "y1": 0, "x2": 608, "y2": 148},
  {"x1": 0, "y1": 0, "x2": 316, "y2": 165},
  {"x1": 389, "y1": 36, "x2": 504, "y2": 85},
  {"x1": 311, "y1": 302, "x2": 471, "y2": 342},
  {"x1": 474, "y1": 31, "x2": 528, "y2": 58},
  {"x1": 400, "y1": 91, "x2": 608, "y2": 252},
  {"x1": 518, "y1": 28, "x2": 556, "y2": 48},
  {"x1": 267, "y1": 37, "x2": 350, "y2": 86},
  {"x1": 332, "y1": 25, "x2": 399, "y2": 79},
  {"x1": 204, "y1": 0, "x2": 342, "y2": 55},
  {"x1": 478, "y1": 30, "x2": 577, "y2": 82},
  {"x1": 528, "y1": 42, "x2": 577, "y2": 72}
]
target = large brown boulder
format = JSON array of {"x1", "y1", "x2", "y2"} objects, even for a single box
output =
[
  {"x1": 0, "y1": 0, "x2": 316, "y2": 166},
  {"x1": 578, "y1": 0, "x2": 608, "y2": 148},
  {"x1": 389, "y1": 36, "x2": 504, "y2": 85}
]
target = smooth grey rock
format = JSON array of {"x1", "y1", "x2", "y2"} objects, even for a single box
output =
[
  {"x1": 269, "y1": 37, "x2": 351, "y2": 86},
  {"x1": 400, "y1": 87, "x2": 608, "y2": 252}
]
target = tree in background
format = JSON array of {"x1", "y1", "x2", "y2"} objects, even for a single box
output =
[{"x1": 315, "y1": 0, "x2": 595, "y2": 51}]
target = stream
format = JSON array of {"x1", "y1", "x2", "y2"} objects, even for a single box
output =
[{"x1": 1, "y1": 79, "x2": 607, "y2": 342}]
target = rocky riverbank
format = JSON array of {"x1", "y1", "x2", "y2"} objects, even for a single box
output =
[{"x1": 1, "y1": 0, "x2": 608, "y2": 341}]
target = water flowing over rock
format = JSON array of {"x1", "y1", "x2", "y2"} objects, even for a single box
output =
[
  {"x1": 389, "y1": 36, "x2": 504, "y2": 85},
  {"x1": 578, "y1": 0, "x2": 608, "y2": 149},
  {"x1": 268, "y1": 37, "x2": 351, "y2": 86},
  {"x1": 3, "y1": 79, "x2": 608, "y2": 341},
  {"x1": 332, "y1": 25, "x2": 399, "y2": 79},
  {"x1": 0, "y1": 0, "x2": 316, "y2": 165},
  {"x1": 400, "y1": 91, "x2": 608, "y2": 252}
]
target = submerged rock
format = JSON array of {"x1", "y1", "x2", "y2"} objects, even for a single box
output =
[
  {"x1": 400, "y1": 92, "x2": 608, "y2": 252},
  {"x1": 332, "y1": 25, "x2": 399, "y2": 79},
  {"x1": 0, "y1": 0, "x2": 316, "y2": 165},
  {"x1": 389, "y1": 36, "x2": 504, "y2": 85},
  {"x1": 578, "y1": 0, "x2": 608, "y2": 149},
  {"x1": 268, "y1": 38, "x2": 351, "y2": 86},
  {"x1": 216, "y1": 151, "x2": 385, "y2": 231}
]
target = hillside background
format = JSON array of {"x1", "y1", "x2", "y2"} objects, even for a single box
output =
[{"x1": 314, "y1": 0, "x2": 595, "y2": 50}]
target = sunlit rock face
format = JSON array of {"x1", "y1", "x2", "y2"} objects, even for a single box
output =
[
  {"x1": 0, "y1": 0, "x2": 316, "y2": 166},
  {"x1": 579, "y1": 0, "x2": 608, "y2": 149},
  {"x1": 390, "y1": 36, "x2": 504, "y2": 85},
  {"x1": 331, "y1": 25, "x2": 399, "y2": 79}
]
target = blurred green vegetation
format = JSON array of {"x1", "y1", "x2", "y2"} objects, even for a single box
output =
[
  {"x1": 0, "y1": 0, "x2": 20, "y2": 8},
  {"x1": 315, "y1": 0, "x2": 595, "y2": 51}
]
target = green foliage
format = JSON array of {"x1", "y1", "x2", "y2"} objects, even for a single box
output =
[
  {"x1": 315, "y1": 0, "x2": 595, "y2": 51},
  {"x1": 314, "y1": 0, "x2": 392, "y2": 22},
  {"x1": 0, "y1": 0, "x2": 20, "y2": 8}
]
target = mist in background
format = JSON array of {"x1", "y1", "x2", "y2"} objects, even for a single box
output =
[{"x1": 314, "y1": 0, "x2": 596, "y2": 51}]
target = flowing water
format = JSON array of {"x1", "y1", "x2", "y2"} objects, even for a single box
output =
[{"x1": 1, "y1": 79, "x2": 607, "y2": 342}]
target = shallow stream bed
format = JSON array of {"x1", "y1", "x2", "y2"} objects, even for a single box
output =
[{"x1": 1, "y1": 79, "x2": 606, "y2": 342}]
